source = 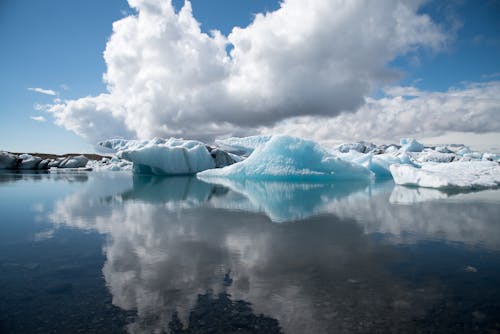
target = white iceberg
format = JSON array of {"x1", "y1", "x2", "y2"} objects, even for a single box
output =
[
  {"x1": 100, "y1": 138, "x2": 216, "y2": 175},
  {"x1": 86, "y1": 156, "x2": 133, "y2": 172},
  {"x1": 415, "y1": 150, "x2": 456, "y2": 163},
  {"x1": 198, "y1": 135, "x2": 374, "y2": 181},
  {"x1": 390, "y1": 161, "x2": 500, "y2": 189},
  {"x1": 335, "y1": 150, "x2": 416, "y2": 178}
]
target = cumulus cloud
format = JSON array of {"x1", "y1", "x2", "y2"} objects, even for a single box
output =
[
  {"x1": 49, "y1": 0, "x2": 446, "y2": 143},
  {"x1": 30, "y1": 115, "x2": 47, "y2": 122},
  {"x1": 28, "y1": 87, "x2": 57, "y2": 96},
  {"x1": 264, "y1": 81, "x2": 500, "y2": 146}
]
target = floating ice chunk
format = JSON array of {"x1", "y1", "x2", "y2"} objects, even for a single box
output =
[
  {"x1": 335, "y1": 150, "x2": 416, "y2": 178},
  {"x1": 38, "y1": 159, "x2": 51, "y2": 170},
  {"x1": 456, "y1": 146, "x2": 472, "y2": 156},
  {"x1": 105, "y1": 138, "x2": 216, "y2": 175},
  {"x1": 199, "y1": 135, "x2": 374, "y2": 181},
  {"x1": 483, "y1": 153, "x2": 500, "y2": 162},
  {"x1": 85, "y1": 156, "x2": 132, "y2": 172},
  {"x1": 19, "y1": 154, "x2": 42, "y2": 169},
  {"x1": 0, "y1": 152, "x2": 17, "y2": 169},
  {"x1": 337, "y1": 142, "x2": 376, "y2": 153},
  {"x1": 390, "y1": 161, "x2": 500, "y2": 189},
  {"x1": 400, "y1": 138, "x2": 424, "y2": 152},
  {"x1": 416, "y1": 150, "x2": 456, "y2": 163},
  {"x1": 48, "y1": 158, "x2": 65, "y2": 168},
  {"x1": 215, "y1": 135, "x2": 271, "y2": 156},
  {"x1": 59, "y1": 155, "x2": 89, "y2": 168}
]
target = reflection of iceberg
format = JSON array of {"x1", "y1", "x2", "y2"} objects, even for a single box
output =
[
  {"x1": 204, "y1": 178, "x2": 370, "y2": 222},
  {"x1": 389, "y1": 186, "x2": 451, "y2": 204},
  {"x1": 121, "y1": 175, "x2": 215, "y2": 208},
  {"x1": 389, "y1": 185, "x2": 500, "y2": 205}
]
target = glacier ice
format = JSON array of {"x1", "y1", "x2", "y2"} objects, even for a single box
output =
[
  {"x1": 198, "y1": 135, "x2": 374, "y2": 181},
  {"x1": 99, "y1": 138, "x2": 218, "y2": 175},
  {"x1": 390, "y1": 161, "x2": 500, "y2": 189}
]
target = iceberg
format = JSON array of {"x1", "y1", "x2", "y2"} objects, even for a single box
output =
[
  {"x1": 18, "y1": 154, "x2": 42, "y2": 170},
  {"x1": 58, "y1": 155, "x2": 89, "y2": 168},
  {"x1": 198, "y1": 135, "x2": 374, "y2": 181},
  {"x1": 99, "y1": 138, "x2": 217, "y2": 175},
  {"x1": 86, "y1": 156, "x2": 133, "y2": 172},
  {"x1": 0, "y1": 152, "x2": 18, "y2": 169},
  {"x1": 390, "y1": 161, "x2": 500, "y2": 189}
]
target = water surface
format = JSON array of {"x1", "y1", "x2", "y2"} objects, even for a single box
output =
[{"x1": 1, "y1": 171, "x2": 500, "y2": 333}]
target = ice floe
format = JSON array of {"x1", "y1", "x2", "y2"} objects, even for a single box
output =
[
  {"x1": 390, "y1": 161, "x2": 500, "y2": 189},
  {"x1": 198, "y1": 135, "x2": 374, "y2": 181},
  {"x1": 99, "y1": 137, "x2": 236, "y2": 175}
]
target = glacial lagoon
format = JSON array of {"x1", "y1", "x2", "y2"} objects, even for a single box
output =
[{"x1": 1, "y1": 171, "x2": 500, "y2": 333}]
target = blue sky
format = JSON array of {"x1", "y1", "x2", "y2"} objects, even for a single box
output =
[{"x1": 1, "y1": 0, "x2": 499, "y2": 153}]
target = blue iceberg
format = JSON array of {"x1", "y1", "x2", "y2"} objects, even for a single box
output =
[{"x1": 198, "y1": 135, "x2": 374, "y2": 181}]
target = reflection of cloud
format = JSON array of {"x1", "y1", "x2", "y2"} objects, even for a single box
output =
[
  {"x1": 330, "y1": 185, "x2": 500, "y2": 249},
  {"x1": 46, "y1": 173, "x2": 500, "y2": 333}
]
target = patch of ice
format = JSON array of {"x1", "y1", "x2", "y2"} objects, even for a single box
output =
[
  {"x1": 59, "y1": 155, "x2": 89, "y2": 168},
  {"x1": 198, "y1": 135, "x2": 374, "y2": 181},
  {"x1": 0, "y1": 152, "x2": 17, "y2": 169},
  {"x1": 101, "y1": 138, "x2": 216, "y2": 175},
  {"x1": 415, "y1": 150, "x2": 455, "y2": 163},
  {"x1": 19, "y1": 154, "x2": 42, "y2": 170},
  {"x1": 390, "y1": 161, "x2": 500, "y2": 189}
]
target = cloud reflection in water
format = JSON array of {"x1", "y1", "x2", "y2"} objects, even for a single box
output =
[{"x1": 46, "y1": 173, "x2": 500, "y2": 333}]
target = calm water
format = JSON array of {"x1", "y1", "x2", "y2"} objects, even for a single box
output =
[{"x1": 1, "y1": 171, "x2": 500, "y2": 334}]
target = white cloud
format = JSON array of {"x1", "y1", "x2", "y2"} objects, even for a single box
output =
[
  {"x1": 263, "y1": 81, "x2": 500, "y2": 148},
  {"x1": 28, "y1": 87, "x2": 57, "y2": 96},
  {"x1": 30, "y1": 115, "x2": 47, "y2": 122},
  {"x1": 49, "y1": 0, "x2": 447, "y2": 143}
]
